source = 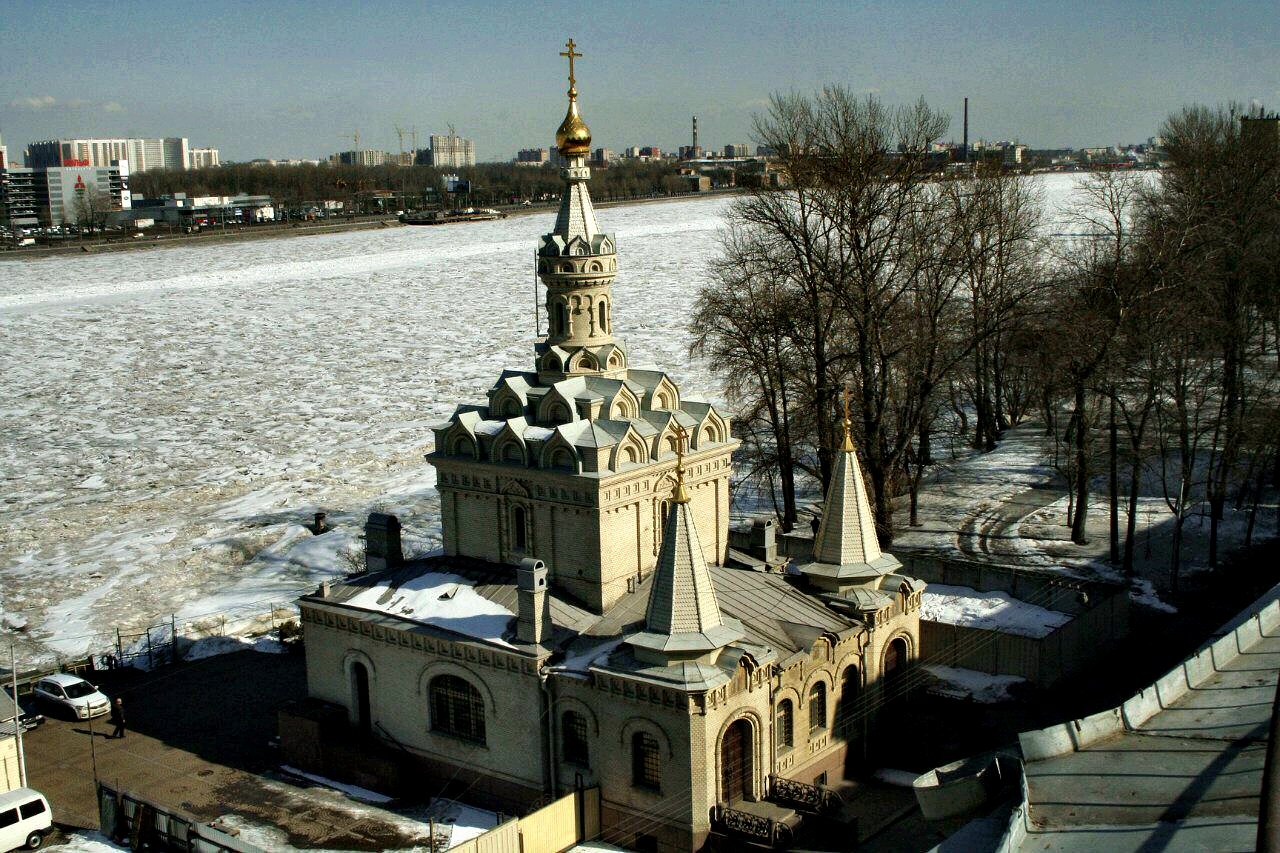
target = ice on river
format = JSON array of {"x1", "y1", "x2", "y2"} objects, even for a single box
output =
[
  {"x1": 0, "y1": 174, "x2": 1094, "y2": 662},
  {"x1": 0, "y1": 196, "x2": 735, "y2": 661}
]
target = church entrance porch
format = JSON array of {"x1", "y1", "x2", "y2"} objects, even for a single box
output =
[{"x1": 720, "y1": 718, "x2": 754, "y2": 804}]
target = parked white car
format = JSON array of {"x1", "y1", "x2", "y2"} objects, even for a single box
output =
[
  {"x1": 30, "y1": 674, "x2": 109, "y2": 720},
  {"x1": 0, "y1": 788, "x2": 51, "y2": 851}
]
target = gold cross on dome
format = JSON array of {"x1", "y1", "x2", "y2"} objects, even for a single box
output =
[
  {"x1": 841, "y1": 385, "x2": 854, "y2": 451},
  {"x1": 673, "y1": 423, "x2": 688, "y2": 460},
  {"x1": 560, "y1": 38, "x2": 582, "y2": 89}
]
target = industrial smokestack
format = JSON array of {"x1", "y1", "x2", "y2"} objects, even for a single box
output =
[
  {"x1": 963, "y1": 98, "x2": 969, "y2": 164},
  {"x1": 692, "y1": 116, "x2": 698, "y2": 152}
]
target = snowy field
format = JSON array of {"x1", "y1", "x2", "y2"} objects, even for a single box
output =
[{"x1": 1, "y1": 174, "x2": 1092, "y2": 663}]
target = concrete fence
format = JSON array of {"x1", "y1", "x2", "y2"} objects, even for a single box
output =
[
  {"x1": 900, "y1": 550, "x2": 1131, "y2": 688},
  {"x1": 451, "y1": 787, "x2": 600, "y2": 853}
]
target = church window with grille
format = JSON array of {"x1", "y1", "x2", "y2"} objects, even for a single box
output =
[
  {"x1": 632, "y1": 731, "x2": 661, "y2": 791},
  {"x1": 808, "y1": 682, "x2": 827, "y2": 733},
  {"x1": 562, "y1": 711, "x2": 589, "y2": 767},
  {"x1": 430, "y1": 675, "x2": 486, "y2": 745},
  {"x1": 776, "y1": 699, "x2": 794, "y2": 749}
]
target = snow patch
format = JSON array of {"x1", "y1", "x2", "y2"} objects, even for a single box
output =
[
  {"x1": 923, "y1": 664, "x2": 1027, "y2": 703},
  {"x1": 183, "y1": 634, "x2": 287, "y2": 661},
  {"x1": 920, "y1": 583, "x2": 1072, "y2": 638},
  {"x1": 279, "y1": 764, "x2": 393, "y2": 803},
  {"x1": 49, "y1": 832, "x2": 128, "y2": 852},
  {"x1": 1130, "y1": 578, "x2": 1177, "y2": 613}
]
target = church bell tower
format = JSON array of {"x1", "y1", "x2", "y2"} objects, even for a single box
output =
[{"x1": 534, "y1": 39, "x2": 626, "y2": 382}]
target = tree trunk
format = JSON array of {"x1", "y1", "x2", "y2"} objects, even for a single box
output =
[
  {"x1": 1071, "y1": 381, "x2": 1090, "y2": 545},
  {"x1": 1123, "y1": 455, "x2": 1141, "y2": 577},
  {"x1": 1109, "y1": 392, "x2": 1120, "y2": 564},
  {"x1": 918, "y1": 417, "x2": 933, "y2": 466}
]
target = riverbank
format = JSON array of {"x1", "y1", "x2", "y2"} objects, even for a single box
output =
[{"x1": 0, "y1": 188, "x2": 741, "y2": 260}]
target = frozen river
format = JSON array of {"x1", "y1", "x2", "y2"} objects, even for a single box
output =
[{"x1": 0, "y1": 173, "x2": 1092, "y2": 661}]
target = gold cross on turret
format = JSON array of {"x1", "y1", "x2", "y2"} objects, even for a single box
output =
[
  {"x1": 560, "y1": 38, "x2": 582, "y2": 95},
  {"x1": 841, "y1": 385, "x2": 854, "y2": 452},
  {"x1": 672, "y1": 423, "x2": 691, "y2": 503}
]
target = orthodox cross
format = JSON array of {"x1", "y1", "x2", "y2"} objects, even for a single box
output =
[
  {"x1": 560, "y1": 39, "x2": 582, "y2": 90},
  {"x1": 841, "y1": 385, "x2": 854, "y2": 451},
  {"x1": 672, "y1": 423, "x2": 690, "y2": 500}
]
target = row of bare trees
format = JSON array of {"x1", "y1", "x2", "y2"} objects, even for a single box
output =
[{"x1": 694, "y1": 87, "x2": 1279, "y2": 592}]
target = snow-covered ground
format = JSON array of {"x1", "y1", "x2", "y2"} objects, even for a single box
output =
[{"x1": 0, "y1": 175, "x2": 1093, "y2": 663}]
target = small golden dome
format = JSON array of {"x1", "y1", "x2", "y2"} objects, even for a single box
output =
[{"x1": 556, "y1": 96, "x2": 592, "y2": 158}]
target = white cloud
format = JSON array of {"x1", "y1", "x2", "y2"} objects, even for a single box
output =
[{"x1": 10, "y1": 95, "x2": 56, "y2": 110}]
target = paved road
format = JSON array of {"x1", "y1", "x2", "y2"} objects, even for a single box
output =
[{"x1": 20, "y1": 650, "x2": 435, "y2": 851}]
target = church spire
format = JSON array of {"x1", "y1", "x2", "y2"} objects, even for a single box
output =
[
  {"x1": 800, "y1": 387, "x2": 900, "y2": 584},
  {"x1": 628, "y1": 426, "x2": 742, "y2": 661},
  {"x1": 535, "y1": 39, "x2": 623, "y2": 380}
]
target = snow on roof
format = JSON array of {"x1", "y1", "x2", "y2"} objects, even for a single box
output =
[
  {"x1": 920, "y1": 583, "x2": 1071, "y2": 639},
  {"x1": 343, "y1": 572, "x2": 515, "y2": 648},
  {"x1": 474, "y1": 419, "x2": 506, "y2": 437},
  {"x1": 523, "y1": 426, "x2": 555, "y2": 441}
]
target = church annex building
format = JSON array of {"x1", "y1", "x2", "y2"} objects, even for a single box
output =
[{"x1": 284, "y1": 43, "x2": 925, "y2": 853}]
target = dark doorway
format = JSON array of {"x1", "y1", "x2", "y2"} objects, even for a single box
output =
[
  {"x1": 351, "y1": 662, "x2": 371, "y2": 736},
  {"x1": 720, "y1": 719, "x2": 753, "y2": 804},
  {"x1": 884, "y1": 637, "x2": 908, "y2": 689}
]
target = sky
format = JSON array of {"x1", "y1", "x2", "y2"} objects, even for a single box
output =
[{"x1": 1, "y1": 0, "x2": 1277, "y2": 162}]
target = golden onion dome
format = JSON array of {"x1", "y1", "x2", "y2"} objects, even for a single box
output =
[{"x1": 556, "y1": 95, "x2": 592, "y2": 158}]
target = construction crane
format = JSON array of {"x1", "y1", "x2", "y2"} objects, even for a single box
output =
[{"x1": 394, "y1": 125, "x2": 405, "y2": 157}]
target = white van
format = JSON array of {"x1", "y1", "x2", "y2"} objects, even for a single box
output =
[{"x1": 0, "y1": 788, "x2": 51, "y2": 851}]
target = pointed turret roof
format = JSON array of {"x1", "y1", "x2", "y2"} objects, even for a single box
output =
[
  {"x1": 800, "y1": 399, "x2": 901, "y2": 582},
  {"x1": 553, "y1": 181, "x2": 599, "y2": 241},
  {"x1": 628, "y1": 430, "x2": 742, "y2": 658}
]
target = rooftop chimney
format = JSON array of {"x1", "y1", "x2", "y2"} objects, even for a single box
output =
[
  {"x1": 516, "y1": 558, "x2": 551, "y2": 646},
  {"x1": 365, "y1": 512, "x2": 403, "y2": 574}
]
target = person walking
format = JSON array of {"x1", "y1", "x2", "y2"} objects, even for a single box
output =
[{"x1": 108, "y1": 698, "x2": 126, "y2": 740}]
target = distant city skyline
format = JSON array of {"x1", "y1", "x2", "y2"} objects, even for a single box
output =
[{"x1": 1, "y1": 0, "x2": 1277, "y2": 163}]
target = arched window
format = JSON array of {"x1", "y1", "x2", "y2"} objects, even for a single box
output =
[
  {"x1": 550, "y1": 448, "x2": 575, "y2": 472},
  {"x1": 430, "y1": 675, "x2": 486, "y2": 745},
  {"x1": 555, "y1": 303, "x2": 567, "y2": 335},
  {"x1": 513, "y1": 506, "x2": 527, "y2": 550},
  {"x1": 351, "y1": 661, "x2": 371, "y2": 736},
  {"x1": 623, "y1": 444, "x2": 639, "y2": 465},
  {"x1": 548, "y1": 403, "x2": 571, "y2": 424},
  {"x1": 776, "y1": 700, "x2": 794, "y2": 749},
  {"x1": 598, "y1": 301, "x2": 607, "y2": 333},
  {"x1": 502, "y1": 442, "x2": 524, "y2": 464},
  {"x1": 655, "y1": 392, "x2": 671, "y2": 410},
  {"x1": 660, "y1": 499, "x2": 671, "y2": 523},
  {"x1": 502, "y1": 399, "x2": 522, "y2": 418},
  {"x1": 808, "y1": 682, "x2": 827, "y2": 734},
  {"x1": 632, "y1": 731, "x2": 661, "y2": 791},
  {"x1": 837, "y1": 664, "x2": 861, "y2": 736},
  {"x1": 702, "y1": 424, "x2": 719, "y2": 444},
  {"x1": 562, "y1": 711, "x2": 589, "y2": 767}
]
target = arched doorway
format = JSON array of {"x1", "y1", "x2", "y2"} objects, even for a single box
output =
[
  {"x1": 884, "y1": 637, "x2": 909, "y2": 687},
  {"x1": 720, "y1": 719, "x2": 753, "y2": 804},
  {"x1": 351, "y1": 661, "x2": 371, "y2": 736}
]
